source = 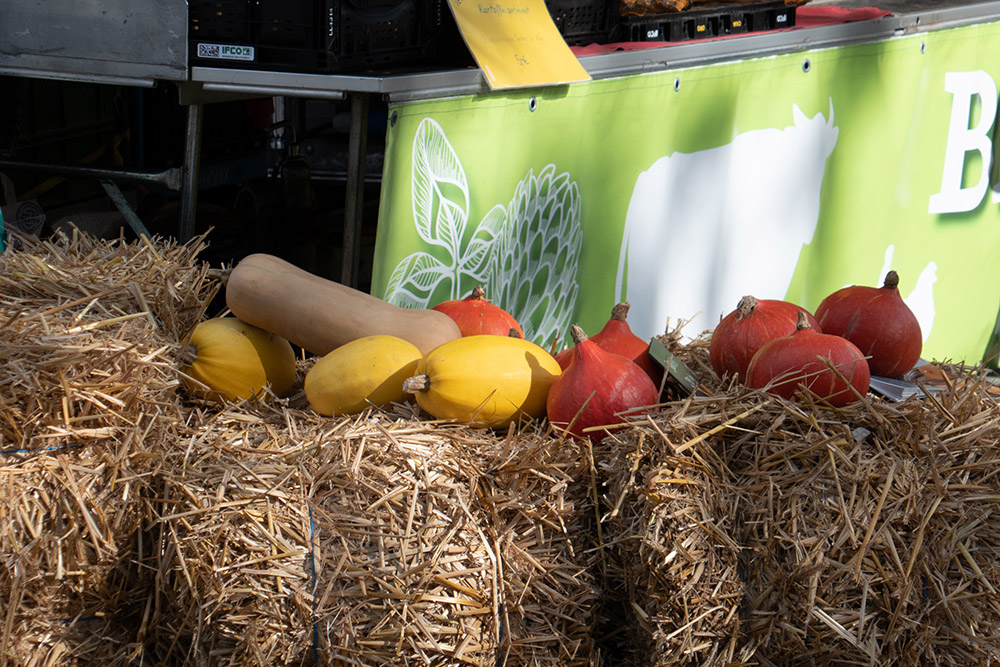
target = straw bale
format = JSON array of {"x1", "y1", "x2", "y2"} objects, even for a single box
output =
[
  {"x1": 153, "y1": 404, "x2": 599, "y2": 666},
  {"x1": 598, "y1": 324, "x2": 1000, "y2": 665},
  {"x1": 594, "y1": 391, "x2": 753, "y2": 666},
  {"x1": 479, "y1": 427, "x2": 601, "y2": 666},
  {"x1": 590, "y1": 331, "x2": 749, "y2": 666},
  {"x1": 0, "y1": 228, "x2": 221, "y2": 665},
  {"x1": 4, "y1": 610, "x2": 144, "y2": 667},
  {"x1": 154, "y1": 406, "x2": 494, "y2": 666},
  {"x1": 0, "y1": 227, "x2": 218, "y2": 451},
  {"x1": 730, "y1": 366, "x2": 1000, "y2": 665}
]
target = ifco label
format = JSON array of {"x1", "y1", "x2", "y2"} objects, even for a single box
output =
[{"x1": 197, "y1": 43, "x2": 255, "y2": 61}]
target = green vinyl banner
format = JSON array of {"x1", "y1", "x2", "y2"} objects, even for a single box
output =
[{"x1": 372, "y1": 21, "x2": 1000, "y2": 365}]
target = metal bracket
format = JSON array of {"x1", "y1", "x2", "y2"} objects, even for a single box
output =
[{"x1": 100, "y1": 180, "x2": 152, "y2": 239}]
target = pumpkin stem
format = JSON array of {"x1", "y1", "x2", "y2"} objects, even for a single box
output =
[
  {"x1": 402, "y1": 374, "x2": 430, "y2": 394},
  {"x1": 736, "y1": 295, "x2": 757, "y2": 320},
  {"x1": 883, "y1": 270, "x2": 899, "y2": 290},
  {"x1": 207, "y1": 267, "x2": 232, "y2": 285},
  {"x1": 470, "y1": 285, "x2": 487, "y2": 300},
  {"x1": 570, "y1": 324, "x2": 588, "y2": 344},
  {"x1": 611, "y1": 302, "x2": 631, "y2": 321},
  {"x1": 796, "y1": 310, "x2": 812, "y2": 331},
  {"x1": 177, "y1": 342, "x2": 199, "y2": 367}
]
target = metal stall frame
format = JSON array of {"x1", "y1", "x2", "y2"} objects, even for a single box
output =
[{"x1": 3, "y1": 0, "x2": 1000, "y2": 285}]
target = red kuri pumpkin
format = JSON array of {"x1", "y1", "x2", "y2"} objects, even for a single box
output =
[
  {"x1": 555, "y1": 303, "x2": 663, "y2": 390},
  {"x1": 746, "y1": 312, "x2": 870, "y2": 407},
  {"x1": 432, "y1": 285, "x2": 524, "y2": 338},
  {"x1": 547, "y1": 325, "x2": 658, "y2": 442},
  {"x1": 814, "y1": 270, "x2": 922, "y2": 378},
  {"x1": 710, "y1": 295, "x2": 821, "y2": 381}
]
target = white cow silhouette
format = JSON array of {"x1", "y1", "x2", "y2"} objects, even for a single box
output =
[{"x1": 616, "y1": 101, "x2": 839, "y2": 340}]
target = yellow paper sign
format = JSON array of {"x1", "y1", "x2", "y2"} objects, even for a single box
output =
[{"x1": 447, "y1": 0, "x2": 592, "y2": 90}]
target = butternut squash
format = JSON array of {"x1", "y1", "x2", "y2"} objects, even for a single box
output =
[
  {"x1": 304, "y1": 335, "x2": 421, "y2": 416},
  {"x1": 225, "y1": 254, "x2": 462, "y2": 356},
  {"x1": 402, "y1": 334, "x2": 561, "y2": 428}
]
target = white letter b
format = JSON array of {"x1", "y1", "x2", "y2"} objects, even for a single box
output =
[{"x1": 929, "y1": 70, "x2": 997, "y2": 214}]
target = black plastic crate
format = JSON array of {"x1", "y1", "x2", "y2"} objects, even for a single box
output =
[
  {"x1": 326, "y1": 0, "x2": 445, "y2": 70},
  {"x1": 545, "y1": 0, "x2": 617, "y2": 46},
  {"x1": 613, "y1": 0, "x2": 796, "y2": 43},
  {"x1": 189, "y1": 0, "x2": 462, "y2": 73},
  {"x1": 190, "y1": 1, "x2": 251, "y2": 43}
]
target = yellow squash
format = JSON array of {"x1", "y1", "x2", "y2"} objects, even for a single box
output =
[
  {"x1": 304, "y1": 335, "x2": 422, "y2": 417},
  {"x1": 402, "y1": 334, "x2": 561, "y2": 428},
  {"x1": 179, "y1": 317, "x2": 297, "y2": 401},
  {"x1": 211, "y1": 317, "x2": 297, "y2": 397}
]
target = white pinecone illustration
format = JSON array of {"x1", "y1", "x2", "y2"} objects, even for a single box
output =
[{"x1": 490, "y1": 165, "x2": 583, "y2": 350}]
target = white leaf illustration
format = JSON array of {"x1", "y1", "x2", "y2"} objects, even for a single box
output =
[
  {"x1": 412, "y1": 118, "x2": 468, "y2": 259},
  {"x1": 383, "y1": 252, "x2": 451, "y2": 307},
  {"x1": 386, "y1": 123, "x2": 582, "y2": 345},
  {"x1": 457, "y1": 204, "x2": 507, "y2": 291}
]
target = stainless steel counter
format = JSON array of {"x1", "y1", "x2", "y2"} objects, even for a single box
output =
[
  {"x1": 4, "y1": 0, "x2": 1000, "y2": 101},
  {"x1": 189, "y1": 1, "x2": 1000, "y2": 102},
  {"x1": 0, "y1": 0, "x2": 188, "y2": 87}
]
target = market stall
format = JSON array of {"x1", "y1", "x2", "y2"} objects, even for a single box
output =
[
  {"x1": 7, "y1": 1, "x2": 1000, "y2": 363},
  {"x1": 5, "y1": 3, "x2": 1000, "y2": 666},
  {"x1": 366, "y1": 0, "x2": 1000, "y2": 366}
]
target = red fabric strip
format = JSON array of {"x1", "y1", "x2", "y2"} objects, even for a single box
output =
[{"x1": 569, "y1": 6, "x2": 893, "y2": 56}]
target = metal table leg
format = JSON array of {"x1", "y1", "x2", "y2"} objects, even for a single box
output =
[
  {"x1": 341, "y1": 92, "x2": 369, "y2": 288},
  {"x1": 179, "y1": 102, "x2": 204, "y2": 243}
]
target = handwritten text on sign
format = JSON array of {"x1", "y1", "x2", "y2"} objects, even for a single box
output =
[{"x1": 447, "y1": 0, "x2": 590, "y2": 89}]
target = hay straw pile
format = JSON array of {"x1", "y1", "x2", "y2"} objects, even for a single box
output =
[
  {"x1": 6, "y1": 228, "x2": 1000, "y2": 666},
  {"x1": 596, "y1": 334, "x2": 1000, "y2": 665},
  {"x1": 732, "y1": 375, "x2": 1000, "y2": 665},
  {"x1": 595, "y1": 385, "x2": 754, "y2": 666},
  {"x1": 0, "y1": 230, "x2": 217, "y2": 665},
  {"x1": 0, "y1": 230, "x2": 599, "y2": 666},
  {"x1": 154, "y1": 407, "x2": 499, "y2": 666},
  {"x1": 153, "y1": 407, "x2": 600, "y2": 666}
]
